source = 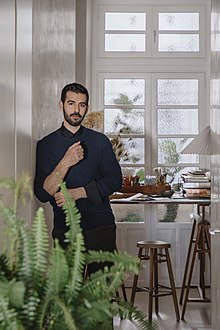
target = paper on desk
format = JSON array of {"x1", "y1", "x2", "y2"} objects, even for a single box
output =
[{"x1": 111, "y1": 193, "x2": 143, "y2": 202}]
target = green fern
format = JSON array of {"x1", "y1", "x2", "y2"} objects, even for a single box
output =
[
  {"x1": 0, "y1": 296, "x2": 20, "y2": 330},
  {"x1": 65, "y1": 233, "x2": 86, "y2": 302},
  {"x1": 18, "y1": 225, "x2": 33, "y2": 283},
  {"x1": 0, "y1": 174, "x2": 158, "y2": 330},
  {"x1": 60, "y1": 181, "x2": 82, "y2": 245},
  {"x1": 31, "y1": 207, "x2": 49, "y2": 286},
  {"x1": 47, "y1": 239, "x2": 69, "y2": 295}
]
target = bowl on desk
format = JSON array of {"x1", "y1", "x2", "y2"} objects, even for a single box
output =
[{"x1": 160, "y1": 190, "x2": 174, "y2": 198}]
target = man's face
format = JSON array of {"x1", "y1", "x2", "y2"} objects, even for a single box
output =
[{"x1": 60, "y1": 91, "x2": 88, "y2": 127}]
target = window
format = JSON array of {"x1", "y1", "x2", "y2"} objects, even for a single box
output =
[
  {"x1": 152, "y1": 73, "x2": 205, "y2": 181},
  {"x1": 152, "y1": 7, "x2": 205, "y2": 56},
  {"x1": 96, "y1": 3, "x2": 206, "y2": 58},
  {"x1": 91, "y1": 0, "x2": 210, "y2": 189}
]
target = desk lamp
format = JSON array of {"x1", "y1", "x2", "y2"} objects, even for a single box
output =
[
  {"x1": 180, "y1": 125, "x2": 212, "y2": 155},
  {"x1": 180, "y1": 125, "x2": 220, "y2": 156}
]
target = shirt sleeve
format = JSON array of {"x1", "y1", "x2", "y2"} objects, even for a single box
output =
[
  {"x1": 93, "y1": 136, "x2": 123, "y2": 200},
  {"x1": 84, "y1": 180, "x2": 103, "y2": 204},
  {"x1": 34, "y1": 141, "x2": 54, "y2": 203}
]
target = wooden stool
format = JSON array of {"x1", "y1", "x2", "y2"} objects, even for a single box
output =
[
  {"x1": 179, "y1": 216, "x2": 211, "y2": 320},
  {"x1": 130, "y1": 240, "x2": 180, "y2": 322}
]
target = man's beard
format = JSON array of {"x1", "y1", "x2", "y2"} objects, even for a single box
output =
[{"x1": 63, "y1": 109, "x2": 86, "y2": 127}]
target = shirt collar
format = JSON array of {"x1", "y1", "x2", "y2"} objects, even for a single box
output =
[{"x1": 60, "y1": 123, "x2": 85, "y2": 138}]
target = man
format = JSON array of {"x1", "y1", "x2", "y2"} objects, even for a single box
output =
[{"x1": 34, "y1": 82, "x2": 122, "y2": 274}]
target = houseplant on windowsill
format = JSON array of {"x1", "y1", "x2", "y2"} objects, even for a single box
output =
[{"x1": 0, "y1": 172, "x2": 158, "y2": 330}]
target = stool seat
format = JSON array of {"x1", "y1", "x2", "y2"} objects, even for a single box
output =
[
  {"x1": 137, "y1": 240, "x2": 171, "y2": 249},
  {"x1": 131, "y1": 240, "x2": 180, "y2": 322}
]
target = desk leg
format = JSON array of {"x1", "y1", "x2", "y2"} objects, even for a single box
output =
[{"x1": 179, "y1": 218, "x2": 197, "y2": 305}]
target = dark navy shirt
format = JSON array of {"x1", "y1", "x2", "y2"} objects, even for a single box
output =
[{"x1": 34, "y1": 124, "x2": 122, "y2": 231}]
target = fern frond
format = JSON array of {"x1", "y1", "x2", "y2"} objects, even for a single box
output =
[
  {"x1": 18, "y1": 225, "x2": 33, "y2": 283},
  {"x1": 0, "y1": 208, "x2": 23, "y2": 270},
  {"x1": 0, "y1": 172, "x2": 32, "y2": 215},
  {"x1": 14, "y1": 172, "x2": 33, "y2": 210},
  {"x1": 37, "y1": 295, "x2": 77, "y2": 330},
  {"x1": 46, "y1": 239, "x2": 69, "y2": 295},
  {"x1": 86, "y1": 250, "x2": 140, "y2": 274},
  {"x1": 81, "y1": 268, "x2": 121, "y2": 302},
  {"x1": 21, "y1": 292, "x2": 40, "y2": 327},
  {"x1": 0, "y1": 255, "x2": 11, "y2": 279},
  {"x1": 8, "y1": 280, "x2": 25, "y2": 309},
  {"x1": 118, "y1": 302, "x2": 158, "y2": 330},
  {"x1": 0, "y1": 177, "x2": 16, "y2": 190},
  {"x1": 31, "y1": 207, "x2": 49, "y2": 286},
  {"x1": 65, "y1": 233, "x2": 85, "y2": 302},
  {"x1": 59, "y1": 181, "x2": 82, "y2": 243},
  {"x1": 75, "y1": 298, "x2": 113, "y2": 330},
  {"x1": 0, "y1": 295, "x2": 19, "y2": 330},
  {"x1": 55, "y1": 299, "x2": 77, "y2": 330}
]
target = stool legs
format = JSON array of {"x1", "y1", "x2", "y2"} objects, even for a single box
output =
[
  {"x1": 180, "y1": 222, "x2": 211, "y2": 320},
  {"x1": 131, "y1": 245, "x2": 180, "y2": 322},
  {"x1": 131, "y1": 247, "x2": 144, "y2": 304},
  {"x1": 148, "y1": 248, "x2": 161, "y2": 320},
  {"x1": 179, "y1": 218, "x2": 197, "y2": 305},
  {"x1": 165, "y1": 248, "x2": 180, "y2": 321}
]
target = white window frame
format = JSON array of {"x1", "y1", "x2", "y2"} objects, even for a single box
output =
[
  {"x1": 90, "y1": 0, "x2": 211, "y2": 174},
  {"x1": 151, "y1": 72, "x2": 206, "y2": 170},
  {"x1": 152, "y1": 6, "x2": 206, "y2": 57},
  {"x1": 93, "y1": 2, "x2": 208, "y2": 60},
  {"x1": 97, "y1": 71, "x2": 152, "y2": 173},
  {"x1": 96, "y1": 4, "x2": 153, "y2": 58}
]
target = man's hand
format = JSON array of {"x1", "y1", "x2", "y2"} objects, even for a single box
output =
[
  {"x1": 54, "y1": 187, "x2": 87, "y2": 207},
  {"x1": 43, "y1": 141, "x2": 84, "y2": 196},
  {"x1": 54, "y1": 191, "x2": 66, "y2": 207},
  {"x1": 63, "y1": 141, "x2": 84, "y2": 168}
]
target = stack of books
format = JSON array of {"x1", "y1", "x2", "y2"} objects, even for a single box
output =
[
  {"x1": 181, "y1": 170, "x2": 210, "y2": 198},
  {"x1": 182, "y1": 170, "x2": 210, "y2": 185}
]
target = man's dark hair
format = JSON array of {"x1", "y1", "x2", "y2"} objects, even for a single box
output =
[{"x1": 61, "y1": 82, "x2": 89, "y2": 105}]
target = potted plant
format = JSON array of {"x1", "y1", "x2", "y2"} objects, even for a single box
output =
[{"x1": 0, "y1": 172, "x2": 158, "y2": 330}]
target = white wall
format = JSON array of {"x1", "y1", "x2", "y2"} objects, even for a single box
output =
[
  {"x1": 0, "y1": 0, "x2": 77, "y2": 246},
  {"x1": 0, "y1": 0, "x2": 32, "y2": 226},
  {"x1": 32, "y1": 0, "x2": 77, "y2": 240}
]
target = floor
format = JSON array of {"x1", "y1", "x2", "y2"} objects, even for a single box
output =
[{"x1": 114, "y1": 287, "x2": 212, "y2": 330}]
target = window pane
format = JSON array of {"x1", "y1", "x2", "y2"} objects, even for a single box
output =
[
  {"x1": 104, "y1": 109, "x2": 145, "y2": 134},
  {"x1": 121, "y1": 167, "x2": 145, "y2": 178},
  {"x1": 112, "y1": 204, "x2": 144, "y2": 223},
  {"x1": 104, "y1": 79, "x2": 145, "y2": 105},
  {"x1": 158, "y1": 34, "x2": 199, "y2": 52},
  {"x1": 161, "y1": 166, "x2": 199, "y2": 182},
  {"x1": 158, "y1": 109, "x2": 198, "y2": 134},
  {"x1": 105, "y1": 34, "x2": 145, "y2": 52},
  {"x1": 159, "y1": 13, "x2": 199, "y2": 31},
  {"x1": 120, "y1": 138, "x2": 145, "y2": 164},
  {"x1": 158, "y1": 79, "x2": 198, "y2": 105},
  {"x1": 158, "y1": 204, "x2": 196, "y2": 223},
  {"x1": 158, "y1": 138, "x2": 198, "y2": 164},
  {"x1": 105, "y1": 13, "x2": 146, "y2": 30}
]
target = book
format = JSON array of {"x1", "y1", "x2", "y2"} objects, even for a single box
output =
[
  {"x1": 181, "y1": 174, "x2": 210, "y2": 183},
  {"x1": 183, "y1": 182, "x2": 211, "y2": 189}
]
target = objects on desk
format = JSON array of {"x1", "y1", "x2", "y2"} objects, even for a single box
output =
[
  {"x1": 110, "y1": 192, "x2": 153, "y2": 202},
  {"x1": 121, "y1": 173, "x2": 169, "y2": 192},
  {"x1": 183, "y1": 188, "x2": 211, "y2": 198},
  {"x1": 181, "y1": 170, "x2": 210, "y2": 183},
  {"x1": 181, "y1": 169, "x2": 211, "y2": 198},
  {"x1": 119, "y1": 184, "x2": 171, "y2": 195}
]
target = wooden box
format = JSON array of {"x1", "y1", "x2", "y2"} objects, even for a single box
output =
[{"x1": 119, "y1": 184, "x2": 171, "y2": 195}]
